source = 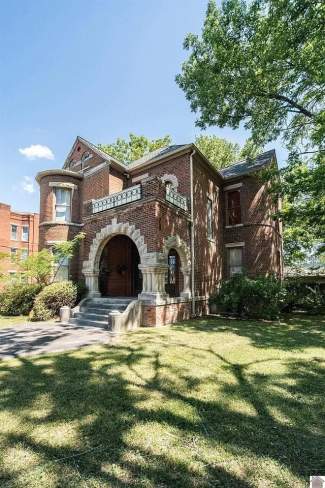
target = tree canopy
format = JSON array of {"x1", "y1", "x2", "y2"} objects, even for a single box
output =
[
  {"x1": 99, "y1": 133, "x2": 258, "y2": 170},
  {"x1": 98, "y1": 134, "x2": 171, "y2": 164},
  {"x1": 177, "y1": 0, "x2": 325, "y2": 264}
]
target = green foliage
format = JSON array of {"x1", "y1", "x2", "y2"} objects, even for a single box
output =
[
  {"x1": 75, "y1": 280, "x2": 88, "y2": 304},
  {"x1": 19, "y1": 249, "x2": 54, "y2": 285},
  {"x1": 98, "y1": 134, "x2": 172, "y2": 164},
  {"x1": 211, "y1": 274, "x2": 284, "y2": 319},
  {"x1": 195, "y1": 135, "x2": 240, "y2": 169},
  {"x1": 30, "y1": 281, "x2": 77, "y2": 321},
  {"x1": 177, "y1": 0, "x2": 325, "y2": 264},
  {"x1": 283, "y1": 281, "x2": 325, "y2": 314},
  {"x1": 0, "y1": 283, "x2": 43, "y2": 316},
  {"x1": 52, "y1": 232, "x2": 85, "y2": 280}
]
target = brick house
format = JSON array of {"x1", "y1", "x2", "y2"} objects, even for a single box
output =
[
  {"x1": 36, "y1": 136, "x2": 283, "y2": 327},
  {"x1": 0, "y1": 202, "x2": 39, "y2": 282}
]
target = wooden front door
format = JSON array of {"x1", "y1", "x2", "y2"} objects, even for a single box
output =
[{"x1": 99, "y1": 235, "x2": 141, "y2": 297}]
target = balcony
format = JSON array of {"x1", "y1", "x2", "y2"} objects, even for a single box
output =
[
  {"x1": 165, "y1": 187, "x2": 188, "y2": 211},
  {"x1": 92, "y1": 184, "x2": 141, "y2": 214}
]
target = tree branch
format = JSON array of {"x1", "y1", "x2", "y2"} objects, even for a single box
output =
[{"x1": 267, "y1": 93, "x2": 315, "y2": 118}]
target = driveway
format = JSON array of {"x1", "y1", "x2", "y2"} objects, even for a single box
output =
[{"x1": 0, "y1": 322, "x2": 111, "y2": 360}]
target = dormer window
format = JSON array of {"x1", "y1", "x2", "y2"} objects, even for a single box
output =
[{"x1": 226, "y1": 189, "x2": 241, "y2": 226}]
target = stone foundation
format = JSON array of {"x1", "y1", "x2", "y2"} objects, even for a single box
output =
[{"x1": 142, "y1": 298, "x2": 209, "y2": 327}]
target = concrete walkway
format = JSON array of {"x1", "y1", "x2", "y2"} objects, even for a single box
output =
[{"x1": 0, "y1": 322, "x2": 111, "y2": 360}]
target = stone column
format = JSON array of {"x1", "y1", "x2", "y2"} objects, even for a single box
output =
[
  {"x1": 180, "y1": 266, "x2": 191, "y2": 299},
  {"x1": 83, "y1": 270, "x2": 101, "y2": 297},
  {"x1": 138, "y1": 264, "x2": 169, "y2": 304}
]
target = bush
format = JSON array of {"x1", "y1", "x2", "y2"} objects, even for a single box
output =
[
  {"x1": 210, "y1": 274, "x2": 284, "y2": 319},
  {"x1": 283, "y1": 281, "x2": 325, "y2": 314},
  {"x1": 30, "y1": 281, "x2": 77, "y2": 321},
  {"x1": 0, "y1": 283, "x2": 43, "y2": 316},
  {"x1": 75, "y1": 280, "x2": 88, "y2": 304}
]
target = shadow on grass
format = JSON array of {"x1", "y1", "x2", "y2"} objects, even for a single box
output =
[
  {"x1": 0, "y1": 315, "x2": 324, "y2": 487},
  {"x1": 178, "y1": 313, "x2": 325, "y2": 350}
]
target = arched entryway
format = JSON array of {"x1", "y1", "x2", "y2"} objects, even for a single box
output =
[
  {"x1": 165, "y1": 248, "x2": 181, "y2": 297},
  {"x1": 99, "y1": 235, "x2": 142, "y2": 297}
]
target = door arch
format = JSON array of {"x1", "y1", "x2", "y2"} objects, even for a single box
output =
[{"x1": 99, "y1": 235, "x2": 142, "y2": 297}]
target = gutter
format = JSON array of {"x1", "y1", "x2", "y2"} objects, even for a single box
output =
[{"x1": 190, "y1": 149, "x2": 196, "y2": 316}]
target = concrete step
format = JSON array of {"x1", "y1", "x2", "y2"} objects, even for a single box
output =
[
  {"x1": 74, "y1": 312, "x2": 109, "y2": 321},
  {"x1": 70, "y1": 317, "x2": 109, "y2": 328},
  {"x1": 90, "y1": 298, "x2": 133, "y2": 305},
  {"x1": 86, "y1": 307, "x2": 124, "y2": 315},
  {"x1": 86, "y1": 303, "x2": 127, "y2": 310}
]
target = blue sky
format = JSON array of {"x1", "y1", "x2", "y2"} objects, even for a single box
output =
[{"x1": 0, "y1": 0, "x2": 286, "y2": 213}]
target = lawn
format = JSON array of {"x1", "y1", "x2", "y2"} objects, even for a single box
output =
[
  {"x1": 0, "y1": 314, "x2": 324, "y2": 487},
  {"x1": 0, "y1": 315, "x2": 29, "y2": 329}
]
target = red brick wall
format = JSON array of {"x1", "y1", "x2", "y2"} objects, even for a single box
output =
[
  {"x1": 130, "y1": 152, "x2": 191, "y2": 197},
  {"x1": 222, "y1": 176, "x2": 282, "y2": 278},
  {"x1": 142, "y1": 299, "x2": 209, "y2": 326},
  {"x1": 193, "y1": 155, "x2": 224, "y2": 297},
  {"x1": 0, "y1": 202, "x2": 39, "y2": 282}
]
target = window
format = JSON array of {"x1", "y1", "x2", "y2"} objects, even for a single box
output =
[
  {"x1": 11, "y1": 224, "x2": 18, "y2": 240},
  {"x1": 54, "y1": 188, "x2": 71, "y2": 222},
  {"x1": 227, "y1": 190, "x2": 241, "y2": 226},
  {"x1": 10, "y1": 248, "x2": 17, "y2": 261},
  {"x1": 165, "y1": 249, "x2": 180, "y2": 297},
  {"x1": 228, "y1": 247, "x2": 243, "y2": 276},
  {"x1": 22, "y1": 226, "x2": 29, "y2": 242},
  {"x1": 21, "y1": 249, "x2": 28, "y2": 260},
  {"x1": 207, "y1": 198, "x2": 213, "y2": 239},
  {"x1": 52, "y1": 248, "x2": 69, "y2": 282},
  {"x1": 54, "y1": 256, "x2": 69, "y2": 282},
  {"x1": 165, "y1": 181, "x2": 173, "y2": 193}
]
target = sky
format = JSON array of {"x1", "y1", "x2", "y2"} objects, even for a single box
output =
[{"x1": 0, "y1": 0, "x2": 287, "y2": 213}]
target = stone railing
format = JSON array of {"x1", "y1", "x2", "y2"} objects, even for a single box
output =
[
  {"x1": 92, "y1": 184, "x2": 141, "y2": 214},
  {"x1": 165, "y1": 187, "x2": 188, "y2": 211}
]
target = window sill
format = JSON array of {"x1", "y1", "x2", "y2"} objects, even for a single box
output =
[{"x1": 225, "y1": 223, "x2": 243, "y2": 229}]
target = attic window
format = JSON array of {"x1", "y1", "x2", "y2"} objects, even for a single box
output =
[
  {"x1": 77, "y1": 146, "x2": 81, "y2": 152},
  {"x1": 81, "y1": 151, "x2": 90, "y2": 161}
]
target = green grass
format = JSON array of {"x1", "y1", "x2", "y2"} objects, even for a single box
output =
[
  {"x1": 0, "y1": 315, "x2": 29, "y2": 329},
  {"x1": 0, "y1": 314, "x2": 324, "y2": 487}
]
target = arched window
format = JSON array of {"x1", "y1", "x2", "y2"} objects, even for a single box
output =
[
  {"x1": 164, "y1": 181, "x2": 173, "y2": 192},
  {"x1": 165, "y1": 248, "x2": 180, "y2": 297}
]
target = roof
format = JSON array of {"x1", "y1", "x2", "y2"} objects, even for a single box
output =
[
  {"x1": 219, "y1": 149, "x2": 276, "y2": 180},
  {"x1": 128, "y1": 145, "x2": 189, "y2": 169},
  {"x1": 63, "y1": 136, "x2": 276, "y2": 180}
]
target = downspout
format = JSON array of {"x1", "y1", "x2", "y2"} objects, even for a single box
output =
[{"x1": 190, "y1": 149, "x2": 196, "y2": 316}]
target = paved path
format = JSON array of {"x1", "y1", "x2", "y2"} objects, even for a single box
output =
[{"x1": 0, "y1": 322, "x2": 111, "y2": 360}]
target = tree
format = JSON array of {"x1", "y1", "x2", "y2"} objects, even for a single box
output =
[
  {"x1": 195, "y1": 135, "x2": 240, "y2": 169},
  {"x1": 7, "y1": 233, "x2": 85, "y2": 285},
  {"x1": 176, "y1": 0, "x2": 325, "y2": 263},
  {"x1": 98, "y1": 133, "x2": 172, "y2": 164}
]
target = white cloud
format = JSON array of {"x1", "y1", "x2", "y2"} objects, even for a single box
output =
[
  {"x1": 21, "y1": 176, "x2": 34, "y2": 194},
  {"x1": 19, "y1": 144, "x2": 54, "y2": 160}
]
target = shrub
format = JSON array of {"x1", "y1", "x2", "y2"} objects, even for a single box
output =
[
  {"x1": 30, "y1": 281, "x2": 77, "y2": 321},
  {"x1": 0, "y1": 283, "x2": 43, "y2": 316},
  {"x1": 283, "y1": 281, "x2": 325, "y2": 314},
  {"x1": 210, "y1": 274, "x2": 284, "y2": 319},
  {"x1": 75, "y1": 280, "x2": 88, "y2": 304}
]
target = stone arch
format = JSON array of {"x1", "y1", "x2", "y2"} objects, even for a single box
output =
[
  {"x1": 82, "y1": 218, "x2": 150, "y2": 296},
  {"x1": 160, "y1": 173, "x2": 179, "y2": 190},
  {"x1": 163, "y1": 235, "x2": 191, "y2": 298}
]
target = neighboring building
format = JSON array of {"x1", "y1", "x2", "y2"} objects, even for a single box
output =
[
  {"x1": 0, "y1": 203, "x2": 39, "y2": 280},
  {"x1": 36, "y1": 136, "x2": 283, "y2": 326}
]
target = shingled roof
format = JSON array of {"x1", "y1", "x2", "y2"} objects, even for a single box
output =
[
  {"x1": 219, "y1": 149, "x2": 276, "y2": 180},
  {"x1": 128, "y1": 145, "x2": 190, "y2": 169}
]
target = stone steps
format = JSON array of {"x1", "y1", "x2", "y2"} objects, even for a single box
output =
[{"x1": 70, "y1": 297, "x2": 133, "y2": 329}]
